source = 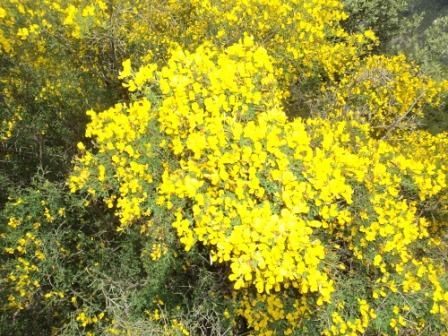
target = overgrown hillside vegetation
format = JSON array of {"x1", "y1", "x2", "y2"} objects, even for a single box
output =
[{"x1": 1, "y1": 1, "x2": 448, "y2": 335}]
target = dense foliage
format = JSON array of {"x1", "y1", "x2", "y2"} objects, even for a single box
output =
[{"x1": 1, "y1": 1, "x2": 448, "y2": 335}]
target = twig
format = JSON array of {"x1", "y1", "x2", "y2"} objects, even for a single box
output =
[{"x1": 381, "y1": 93, "x2": 425, "y2": 140}]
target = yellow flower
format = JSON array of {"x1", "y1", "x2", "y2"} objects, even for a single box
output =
[{"x1": 119, "y1": 59, "x2": 132, "y2": 79}]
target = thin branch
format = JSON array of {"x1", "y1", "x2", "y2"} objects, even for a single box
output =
[{"x1": 381, "y1": 93, "x2": 425, "y2": 140}]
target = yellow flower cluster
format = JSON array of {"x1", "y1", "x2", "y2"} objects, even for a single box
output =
[
  {"x1": 149, "y1": 243, "x2": 168, "y2": 261},
  {"x1": 3, "y1": 227, "x2": 44, "y2": 310},
  {"x1": 184, "y1": 0, "x2": 374, "y2": 87},
  {"x1": 1, "y1": 118, "x2": 20, "y2": 141},
  {"x1": 393, "y1": 130, "x2": 448, "y2": 200},
  {"x1": 236, "y1": 291, "x2": 311, "y2": 335},
  {"x1": 1, "y1": 191, "x2": 71, "y2": 313},
  {"x1": 43, "y1": 290, "x2": 64, "y2": 300},
  {"x1": 76, "y1": 309, "x2": 106, "y2": 328},
  {"x1": 69, "y1": 98, "x2": 155, "y2": 228},
  {"x1": 322, "y1": 299, "x2": 377, "y2": 336},
  {"x1": 325, "y1": 54, "x2": 448, "y2": 136},
  {"x1": 169, "y1": 319, "x2": 190, "y2": 336}
]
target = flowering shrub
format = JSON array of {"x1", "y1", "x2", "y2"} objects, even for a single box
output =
[
  {"x1": 68, "y1": 36, "x2": 448, "y2": 334},
  {"x1": 0, "y1": 181, "x2": 239, "y2": 336},
  {"x1": 322, "y1": 54, "x2": 448, "y2": 137},
  {"x1": 1, "y1": 0, "x2": 448, "y2": 335},
  {"x1": 0, "y1": 0, "x2": 374, "y2": 143}
]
